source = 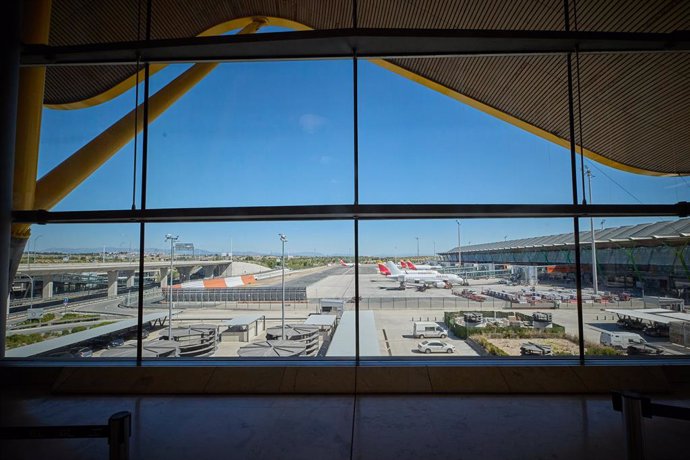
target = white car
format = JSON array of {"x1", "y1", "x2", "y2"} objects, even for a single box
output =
[{"x1": 418, "y1": 340, "x2": 455, "y2": 354}]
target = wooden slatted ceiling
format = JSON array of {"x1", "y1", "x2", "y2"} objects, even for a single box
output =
[{"x1": 44, "y1": 0, "x2": 690, "y2": 174}]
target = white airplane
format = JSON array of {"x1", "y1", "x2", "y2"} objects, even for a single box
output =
[
  {"x1": 402, "y1": 260, "x2": 442, "y2": 271},
  {"x1": 396, "y1": 260, "x2": 440, "y2": 275},
  {"x1": 339, "y1": 259, "x2": 359, "y2": 267},
  {"x1": 384, "y1": 261, "x2": 463, "y2": 288}
]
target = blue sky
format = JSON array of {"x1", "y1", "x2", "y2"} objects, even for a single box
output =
[{"x1": 34, "y1": 32, "x2": 688, "y2": 255}]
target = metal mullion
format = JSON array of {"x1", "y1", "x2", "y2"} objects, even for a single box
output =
[
  {"x1": 565, "y1": 0, "x2": 586, "y2": 365},
  {"x1": 11, "y1": 202, "x2": 689, "y2": 224},
  {"x1": 135, "y1": 0, "x2": 152, "y2": 366},
  {"x1": 20, "y1": 29, "x2": 690, "y2": 66}
]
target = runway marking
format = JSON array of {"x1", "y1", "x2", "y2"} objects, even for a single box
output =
[{"x1": 382, "y1": 328, "x2": 392, "y2": 356}]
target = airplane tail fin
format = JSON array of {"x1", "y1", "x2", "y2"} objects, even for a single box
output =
[
  {"x1": 377, "y1": 263, "x2": 391, "y2": 276},
  {"x1": 399, "y1": 260, "x2": 408, "y2": 268},
  {"x1": 339, "y1": 259, "x2": 346, "y2": 266},
  {"x1": 385, "y1": 261, "x2": 403, "y2": 275},
  {"x1": 406, "y1": 260, "x2": 418, "y2": 270}
]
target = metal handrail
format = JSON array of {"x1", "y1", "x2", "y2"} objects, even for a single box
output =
[{"x1": 0, "y1": 411, "x2": 131, "y2": 460}]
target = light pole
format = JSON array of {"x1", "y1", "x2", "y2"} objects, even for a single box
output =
[
  {"x1": 415, "y1": 236, "x2": 420, "y2": 257},
  {"x1": 586, "y1": 166, "x2": 599, "y2": 294},
  {"x1": 28, "y1": 234, "x2": 43, "y2": 270},
  {"x1": 279, "y1": 233, "x2": 287, "y2": 340},
  {"x1": 165, "y1": 234, "x2": 179, "y2": 340},
  {"x1": 456, "y1": 220, "x2": 462, "y2": 267}
]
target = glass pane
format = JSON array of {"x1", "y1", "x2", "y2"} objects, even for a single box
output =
[
  {"x1": 7, "y1": 224, "x2": 140, "y2": 359},
  {"x1": 578, "y1": 217, "x2": 690, "y2": 358},
  {"x1": 359, "y1": 55, "x2": 573, "y2": 204},
  {"x1": 574, "y1": 53, "x2": 690, "y2": 205},
  {"x1": 146, "y1": 60, "x2": 353, "y2": 208},
  {"x1": 359, "y1": 218, "x2": 580, "y2": 358},
  {"x1": 144, "y1": 221, "x2": 354, "y2": 359},
  {"x1": 38, "y1": 65, "x2": 143, "y2": 211}
]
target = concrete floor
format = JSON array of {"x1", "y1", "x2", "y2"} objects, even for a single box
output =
[{"x1": 2, "y1": 391, "x2": 688, "y2": 460}]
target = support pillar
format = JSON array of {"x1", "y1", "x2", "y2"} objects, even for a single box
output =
[
  {"x1": 178, "y1": 267, "x2": 193, "y2": 282},
  {"x1": 203, "y1": 265, "x2": 217, "y2": 278},
  {"x1": 159, "y1": 268, "x2": 170, "y2": 287},
  {"x1": 10, "y1": 0, "x2": 53, "y2": 282},
  {"x1": 0, "y1": 1, "x2": 22, "y2": 356},
  {"x1": 124, "y1": 270, "x2": 135, "y2": 288},
  {"x1": 41, "y1": 274, "x2": 53, "y2": 299},
  {"x1": 107, "y1": 270, "x2": 118, "y2": 298}
]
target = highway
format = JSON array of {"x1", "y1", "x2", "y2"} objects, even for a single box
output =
[{"x1": 15, "y1": 259, "x2": 234, "y2": 275}]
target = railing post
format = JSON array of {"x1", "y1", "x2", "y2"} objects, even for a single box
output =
[
  {"x1": 613, "y1": 392, "x2": 646, "y2": 460},
  {"x1": 107, "y1": 411, "x2": 131, "y2": 460}
]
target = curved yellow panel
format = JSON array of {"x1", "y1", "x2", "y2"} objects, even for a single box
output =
[
  {"x1": 44, "y1": 16, "x2": 671, "y2": 177},
  {"x1": 45, "y1": 17, "x2": 310, "y2": 110}
]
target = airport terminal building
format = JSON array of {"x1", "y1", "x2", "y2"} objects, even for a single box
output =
[{"x1": 440, "y1": 219, "x2": 690, "y2": 299}]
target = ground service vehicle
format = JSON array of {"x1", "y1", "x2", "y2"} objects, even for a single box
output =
[
  {"x1": 413, "y1": 322, "x2": 448, "y2": 339},
  {"x1": 600, "y1": 331, "x2": 647, "y2": 349}
]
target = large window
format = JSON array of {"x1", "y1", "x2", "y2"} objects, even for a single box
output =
[{"x1": 6, "y1": 8, "x2": 689, "y2": 363}]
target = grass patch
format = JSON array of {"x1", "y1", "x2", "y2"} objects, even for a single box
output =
[
  {"x1": 6, "y1": 333, "x2": 46, "y2": 349},
  {"x1": 14, "y1": 312, "x2": 57, "y2": 327},
  {"x1": 584, "y1": 345, "x2": 620, "y2": 356},
  {"x1": 57, "y1": 313, "x2": 99, "y2": 322}
]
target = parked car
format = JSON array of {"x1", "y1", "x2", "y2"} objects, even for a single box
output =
[
  {"x1": 107, "y1": 337, "x2": 125, "y2": 349},
  {"x1": 125, "y1": 328, "x2": 150, "y2": 340},
  {"x1": 73, "y1": 347, "x2": 93, "y2": 358},
  {"x1": 418, "y1": 340, "x2": 455, "y2": 354}
]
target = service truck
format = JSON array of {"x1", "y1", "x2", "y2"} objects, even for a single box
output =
[
  {"x1": 600, "y1": 331, "x2": 647, "y2": 349},
  {"x1": 413, "y1": 322, "x2": 448, "y2": 339}
]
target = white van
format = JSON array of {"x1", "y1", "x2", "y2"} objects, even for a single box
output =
[
  {"x1": 413, "y1": 322, "x2": 448, "y2": 339},
  {"x1": 600, "y1": 331, "x2": 647, "y2": 349}
]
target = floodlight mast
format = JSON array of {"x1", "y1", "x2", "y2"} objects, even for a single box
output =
[
  {"x1": 279, "y1": 233, "x2": 287, "y2": 340},
  {"x1": 456, "y1": 220, "x2": 462, "y2": 268},
  {"x1": 586, "y1": 167, "x2": 598, "y2": 295},
  {"x1": 165, "y1": 234, "x2": 179, "y2": 340}
]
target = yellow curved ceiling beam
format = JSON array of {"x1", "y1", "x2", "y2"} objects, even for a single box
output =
[{"x1": 45, "y1": 16, "x2": 669, "y2": 177}]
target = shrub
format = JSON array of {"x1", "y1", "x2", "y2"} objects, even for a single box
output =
[
  {"x1": 6, "y1": 333, "x2": 46, "y2": 349},
  {"x1": 473, "y1": 336, "x2": 508, "y2": 356},
  {"x1": 71, "y1": 326, "x2": 87, "y2": 333},
  {"x1": 585, "y1": 344, "x2": 620, "y2": 356},
  {"x1": 42, "y1": 313, "x2": 56, "y2": 322}
]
